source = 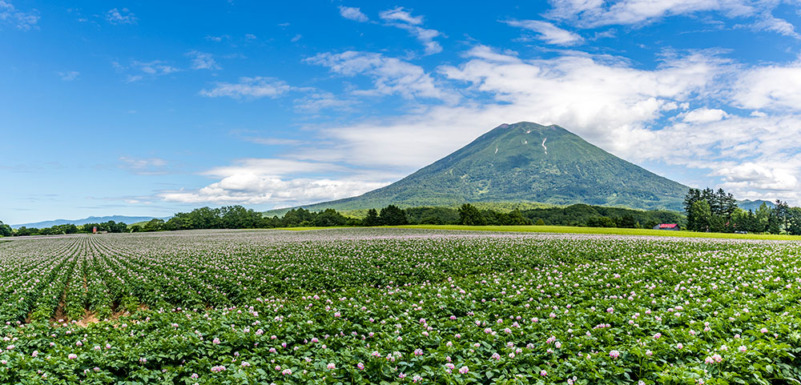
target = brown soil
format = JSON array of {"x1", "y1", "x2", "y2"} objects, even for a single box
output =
[
  {"x1": 75, "y1": 310, "x2": 99, "y2": 327},
  {"x1": 51, "y1": 285, "x2": 69, "y2": 325}
]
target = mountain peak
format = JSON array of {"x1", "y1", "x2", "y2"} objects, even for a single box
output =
[{"x1": 296, "y1": 122, "x2": 689, "y2": 212}]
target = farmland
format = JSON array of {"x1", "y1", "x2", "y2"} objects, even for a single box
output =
[{"x1": 0, "y1": 229, "x2": 800, "y2": 384}]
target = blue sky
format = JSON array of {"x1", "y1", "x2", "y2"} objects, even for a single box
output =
[{"x1": 3, "y1": 0, "x2": 801, "y2": 224}]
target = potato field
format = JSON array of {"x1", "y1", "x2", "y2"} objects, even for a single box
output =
[{"x1": 0, "y1": 228, "x2": 800, "y2": 384}]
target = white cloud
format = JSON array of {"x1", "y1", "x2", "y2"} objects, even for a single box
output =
[
  {"x1": 731, "y1": 62, "x2": 801, "y2": 110},
  {"x1": 682, "y1": 107, "x2": 728, "y2": 123},
  {"x1": 548, "y1": 0, "x2": 754, "y2": 27},
  {"x1": 119, "y1": 157, "x2": 168, "y2": 175},
  {"x1": 339, "y1": 6, "x2": 368, "y2": 22},
  {"x1": 293, "y1": 91, "x2": 353, "y2": 112},
  {"x1": 203, "y1": 159, "x2": 345, "y2": 178},
  {"x1": 379, "y1": 7, "x2": 442, "y2": 54},
  {"x1": 715, "y1": 162, "x2": 800, "y2": 192},
  {"x1": 0, "y1": 0, "x2": 38, "y2": 30},
  {"x1": 379, "y1": 7, "x2": 423, "y2": 24},
  {"x1": 462, "y1": 45, "x2": 521, "y2": 63},
  {"x1": 106, "y1": 8, "x2": 136, "y2": 25},
  {"x1": 200, "y1": 77, "x2": 291, "y2": 99},
  {"x1": 160, "y1": 177, "x2": 388, "y2": 205},
  {"x1": 58, "y1": 71, "x2": 79, "y2": 81},
  {"x1": 440, "y1": 47, "x2": 719, "y2": 155},
  {"x1": 750, "y1": 12, "x2": 800, "y2": 38},
  {"x1": 504, "y1": 20, "x2": 584, "y2": 45},
  {"x1": 307, "y1": 51, "x2": 454, "y2": 101},
  {"x1": 160, "y1": 158, "x2": 390, "y2": 205},
  {"x1": 244, "y1": 138, "x2": 306, "y2": 146},
  {"x1": 132, "y1": 60, "x2": 179, "y2": 75},
  {"x1": 115, "y1": 60, "x2": 179, "y2": 82},
  {"x1": 187, "y1": 51, "x2": 220, "y2": 70}
]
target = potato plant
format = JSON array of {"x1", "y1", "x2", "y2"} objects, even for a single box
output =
[{"x1": 0, "y1": 229, "x2": 799, "y2": 384}]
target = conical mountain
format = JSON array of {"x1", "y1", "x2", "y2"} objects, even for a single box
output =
[{"x1": 300, "y1": 122, "x2": 689, "y2": 212}]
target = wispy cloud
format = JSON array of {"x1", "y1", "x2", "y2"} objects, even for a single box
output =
[
  {"x1": 187, "y1": 51, "x2": 220, "y2": 70},
  {"x1": 58, "y1": 71, "x2": 80, "y2": 81},
  {"x1": 547, "y1": 0, "x2": 754, "y2": 28},
  {"x1": 504, "y1": 20, "x2": 584, "y2": 46},
  {"x1": 113, "y1": 60, "x2": 179, "y2": 82},
  {"x1": 379, "y1": 7, "x2": 442, "y2": 55},
  {"x1": 749, "y1": 12, "x2": 800, "y2": 38},
  {"x1": 0, "y1": 0, "x2": 39, "y2": 30},
  {"x1": 106, "y1": 8, "x2": 136, "y2": 25},
  {"x1": 159, "y1": 158, "x2": 389, "y2": 205},
  {"x1": 293, "y1": 91, "x2": 353, "y2": 112},
  {"x1": 119, "y1": 156, "x2": 168, "y2": 175},
  {"x1": 307, "y1": 51, "x2": 454, "y2": 101},
  {"x1": 244, "y1": 137, "x2": 307, "y2": 146},
  {"x1": 200, "y1": 77, "x2": 291, "y2": 99},
  {"x1": 730, "y1": 61, "x2": 801, "y2": 110},
  {"x1": 339, "y1": 6, "x2": 369, "y2": 22},
  {"x1": 681, "y1": 107, "x2": 728, "y2": 123},
  {"x1": 380, "y1": 7, "x2": 423, "y2": 24}
]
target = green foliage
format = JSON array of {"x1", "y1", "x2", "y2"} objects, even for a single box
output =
[
  {"x1": 459, "y1": 203, "x2": 486, "y2": 225},
  {"x1": 1, "y1": 229, "x2": 800, "y2": 383},
  {"x1": 143, "y1": 218, "x2": 165, "y2": 232},
  {"x1": 689, "y1": 199, "x2": 712, "y2": 232},
  {"x1": 587, "y1": 216, "x2": 616, "y2": 227},
  {"x1": 0, "y1": 221, "x2": 12, "y2": 237},
  {"x1": 379, "y1": 205, "x2": 408, "y2": 225},
  {"x1": 522, "y1": 204, "x2": 683, "y2": 229},
  {"x1": 363, "y1": 208, "x2": 381, "y2": 226}
]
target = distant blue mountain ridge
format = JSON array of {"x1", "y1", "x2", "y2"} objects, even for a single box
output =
[
  {"x1": 11, "y1": 216, "x2": 166, "y2": 229},
  {"x1": 737, "y1": 200, "x2": 776, "y2": 212}
]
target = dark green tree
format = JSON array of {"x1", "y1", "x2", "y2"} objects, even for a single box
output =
[
  {"x1": 15, "y1": 226, "x2": 38, "y2": 236},
  {"x1": 363, "y1": 209, "x2": 381, "y2": 226},
  {"x1": 754, "y1": 203, "x2": 771, "y2": 233},
  {"x1": 281, "y1": 208, "x2": 314, "y2": 227},
  {"x1": 379, "y1": 205, "x2": 408, "y2": 225},
  {"x1": 615, "y1": 214, "x2": 637, "y2": 228},
  {"x1": 787, "y1": 207, "x2": 801, "y2": 235},
  {"x1": 143, "y1": 219, "x2": 165, "y2": 232},
  {"x1": 587, "y1": 216, "x2": 616, "y2": 228},
  {"x1": 313, "y1": 209, "x2": 348, "y2": 227},
  {"x1": 458, "y1": 204, "x2": 485, "y2": 225},
  {"x1": 0, "y1": 221, "x2": 11, "y2": 237},
  {"x1": 775, "y1": 200, "x2": 790, "y2": 230},
  {"x1": 689, "y1": 200, "x2": 712, "y2": 232},
  {"x1": 504, "y1": 209, "x2": 532, "y2": 225},
  {"x1": 768, "y1": 209, "x2": 782, "y2": 234}
]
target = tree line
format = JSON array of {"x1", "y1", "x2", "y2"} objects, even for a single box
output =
[
  {"x1": 8, "y1": 221, "x2": 131, "y2": 237},
  {"x1": 8, "y1": 192, "x2": 801, "y2": 236},
  {"x1": 684, "y1": 187, "x2": 801, "y2": 234},
  {"x1": 2, "y1": 202, "x2": 688, "y2": 236},
  {"x1": 135, "y1": 205, "x2": 411, "y2": 231}
]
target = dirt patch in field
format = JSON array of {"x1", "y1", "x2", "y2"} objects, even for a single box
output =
[
  {"x1": 76, "y1": 311, "x2": 99, "y2": 327},
  {"x1": 51, "y1": 287, "x2": 69, "y2": 325}
]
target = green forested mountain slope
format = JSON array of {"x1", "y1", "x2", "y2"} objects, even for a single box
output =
[{"x1": 286, "y1": 122, "x2": 690, "y2": 212}]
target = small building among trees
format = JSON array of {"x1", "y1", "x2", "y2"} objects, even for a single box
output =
[{"x1": 653, "y1": 223, "x2": 680, "y2": 231}]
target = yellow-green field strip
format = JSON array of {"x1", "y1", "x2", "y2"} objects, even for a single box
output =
[{"x1": 391, "y1": 224, "x2": 801, "y2": 240}]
